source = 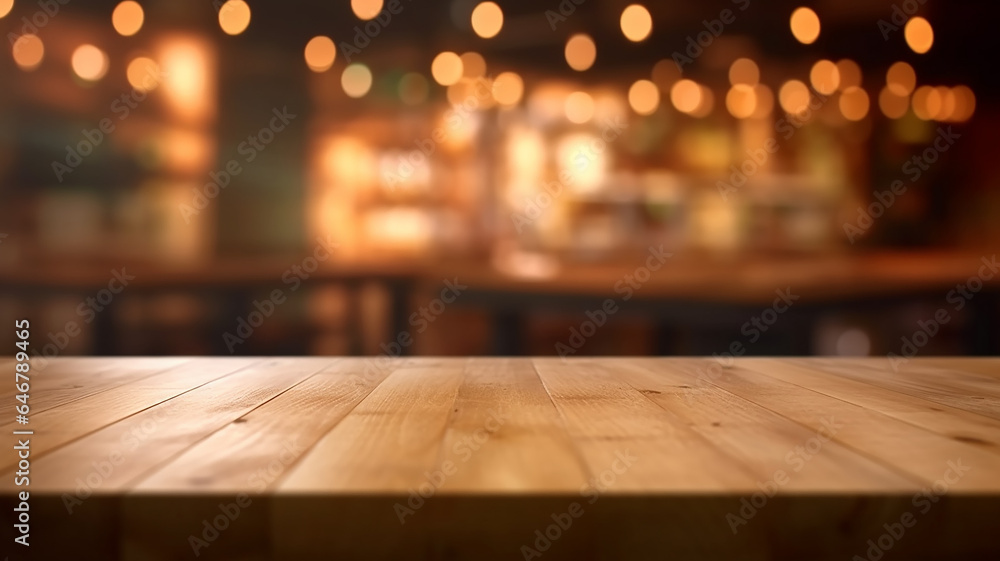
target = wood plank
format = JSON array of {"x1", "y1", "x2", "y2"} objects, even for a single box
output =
[
  {"x1": 0, "y1": 357, "x2": 191, "y2": 420},
  {"x1": 706, "y1": 359, "x2": 1000, "y2": 490},
  {"x1": 794, "y1": 358, "x2": 1000, "y2": 421},
  {"x1": 4, "y1": 357, "x2": 332, "y2": 493},
  {"x1": 0, "y1": 357, "x2": 260, "y2": 476},
  {"x1": 612, "y1": 358, "x2": 916, "y2": 491},
  {"x1": 532, "y1": 358, "x2": 760, "y2": 492},
  {"x1": 278, "y1": 361, "x2": 467, "y2": 492},
  {"x1": 743, "y1": 358, "x2": 1000, "y2": 451},
  {"x1": 434, "y1": 357, "x2": 589, "y2": 493},
  {"x1": 922, "y1": 358, "x2": 1000, "y2": 379}
]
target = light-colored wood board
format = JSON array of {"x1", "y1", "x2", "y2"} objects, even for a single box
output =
[
  {"x1": 532, "y1": 358, "x2": 761, "y2": 492},
  {"x1": 795, "y1": 358, "x2": 1000, "y2": 420},
  {"x1": 833, "y1": 357, "x2": 1000, "y2": 397},
  {"x1": 709, "y1": 359, "x2": 1000, "y2": 491},
  {"x1": 0, "y1": 357, "x2": 261, "y2": 477},
  {"x1": 921, "y1": 358, "x2": 1000, "y2": 379},
  {"x1": 612, "y1": 358, "x2": 917, "y2": 491},
  {"x1": 433, "y1": 358, "x2": 590, "y2": 493},
  {"x1": 278, "y1": 361, "x2": 467, "y2": 492},
  {"x1": 7, "y1": 358, "x2": 332, "y2": 492},
  {"x1": 743, "y1": 358, "x2": 1000, "y2": 451}
]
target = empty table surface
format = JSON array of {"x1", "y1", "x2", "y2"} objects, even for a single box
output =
[{"x1": 2, "y1": 357, "x2": 998, "y2": 560}]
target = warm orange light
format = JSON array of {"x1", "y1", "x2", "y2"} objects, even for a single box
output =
[
  {"x1": 112, "y1": 1, "x2": 144, "y2": 36},
  {"x1": 218, "y1": 0, "x2": 251, "y2": 35},
  {"x1": 460, "y1": 51, "x2": 486, "y2": 78},
  {"x1": 565, "y1": 34, "x2": 596, "y2": 72},
  {"x1": 399, "y1": 72, "x2": 429, "y2": 105},
  {"x1": 905, "y1": 17, "x2": 933, "y2": 54},
  {"x1": 629, "y1": 79, "x2": 659, "y2": 115},
  {"x1": 304, "y1": 36, "x2": 336, "y2": 72},
  {"x1": 836, "y1": 59, "x2": 862, "y2": 90},
  {"x1": 779, "y1": 80, "x2": 810, "y2": 115},
  {"x1": 471, "y1": 2, "x2": 504, "y2": 39},
  {"x1": 670, "y1": 79, "x2": 702, "y2": 114},
  {"x1": 431, "y1": 51, "x2": 463, "y2": 86},
  {"x1": 950, "y1": 85, "x2": 976, "y2": 122},
  {"x1": 126, "y1": 56, "x2": 161, "y2": 92},
  {"x1": 912, "y1": 85, "x2": 940, "y2": 120},
  {"x1": 492, "y1": 72, "x2": 524, "y2": 106},
  {"x1": 839, "y1": 86, "x2": 870, "y2": 121},
  {"x1": 652, "y1": 58, "x2": 680, "y2": 89},
  {"x1": 790, "y1": 7, "x2": 820, "y2": 45},
  {"x1": 342, "y1": 63, "x2": 373, "y2": 98},
  {"x1": 620, "y1": 4, "x2": 652, "y2": 42},
  {"x1": 935, "y1": 86, "x2": 955, "y2": 121},
  {"x1": 878, "y1": 87, "x2": 909, "y2": 119},
  {"x1": 726, "y1": 85, "x2": 757, "y2": 119},
  {"x1": 809, "y1": 59, "x2": 840, "y2": 95},
  {"x1": 565, "y1": 91, "x2": 595, "y2": 123},
  {"x1": 751, "y1": 84, "x2": 774, "y2": 119},
  {"x1": 728, "y1": 58, "x2": 759, "y2": 87},
  {"x1": 0, "y1": 0, "x2": 13, "y2": 19},
  {"x1": 12, "y1": 34, "x2": 44, "y2": 71},
  {"x1": 351, "y1": 0, "x2": 384, "y2": 20},
  {"x1": 158, "y1": 38, "x2": 214, "y2": 123},
  {"x1": 690, "y1": 86, "x2": 715, "y2": 118},
  {"x1": 885, "y1": 62, "x2": 916, "y2": 96},
  {"x1": 72, "y1": 44, "x2": 109, "y2": 82}
]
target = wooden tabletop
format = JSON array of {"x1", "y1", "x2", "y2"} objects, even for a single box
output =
[{"x1": 2, "y1": 357, "x2": 998, "y2": 560}]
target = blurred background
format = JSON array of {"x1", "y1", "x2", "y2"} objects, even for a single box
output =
[{"x1": 0, "y1": 0, "x2": 997, "y2": 359}]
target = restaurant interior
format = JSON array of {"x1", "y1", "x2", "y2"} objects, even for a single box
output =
[{"x1": 1, "y1": 0, "x2": 997, "y2": 359}]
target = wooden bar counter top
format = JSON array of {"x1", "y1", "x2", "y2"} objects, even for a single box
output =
[{"x1": 2, "y1": 357, "x2": 998, "y2": 560}]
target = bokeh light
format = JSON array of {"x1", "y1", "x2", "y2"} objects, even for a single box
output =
[
  {"x1": 492, "y1": 72, "x2": 524, "y2": 107},
  {"x1": 652, "y1": 59, "x2": 680, "y2": 89},
  {"x1": 352, "y1": 0, "x2": 384, "y2": 20},
  {"x1": 304, "y1": 36, "x2": 336, "y2": 72},
  {"x1": 836, "y1": 59, "x2": 862, "y2": 90},
  {"x1": 726, "y1": 85, "x2": 757, "y2": 119},
  {"x1": 565, "y1": 91, "x2": 595, "y2": 124},
  {"x1": 342, "y1": 63, "x2": 373, "y2": 98},
  {"x1": 218, "y1": 0, "x2": 251, "y2": 35},
  {"x1": 0, "y1": 0, "x2": 13, "y2": 19},
  {"x1": 912, "y1": 85, "x2": 940, "y2": 120},
  {"x1": 628, "y1": 79, "x2": 660, "y2": 115},
  {"x1": 12, "y1": 34, "x2": 44, "y2": 71},
  {"x1": 950, "y1": 85, "x2": 976, "y2": 122},
  {"x1": 565, "y1": 34, "x2": 596, "y2": 72},
  {"x1": 460, "y1": 52, "x2": 486, "y2": 79},
  {"x1": 471, "y1": 2, "x2": 504, "y2": 39},
  {"x1": 886, "y1": 62, "x2": 916, "y2": 96},
  {"x1": 112, "y1": 1, "x2": 145, "y2": 36},
  {"x1": 670, "y1": 79, "x2": 702, "y2": 115},
  {"x1": 620, "y1": 4, "x2": 653, "y2": 42},
  {"x1": 905, "y1": 17, "x2": 934, "y2": 54},
  {"x1": 878, "y1": 87, "x2": 909, "y2": 119},
  {"x1": 809, "y1": 59, "x2": 840, "y2": 95},
  {"x1": 729, "y1": 58, "x2": 759, "y2": 87},
  {"x1": 839, "y1": 86, "x2": 870, "y2": 121},
  {"x1": 126, "y1": 56, "x2": 161, "y2": 92},
  {"x1": 779, "y1": 80, "x2": 810, "y2": 115},
  {"x1": 752, "y1": 84, "x2": 774, "y2": 118},
  {"x1": 431, "y1": 51, "x2": 464, "y2": 86},
  {"x1": 71, "y1": 44, "x2": 110, "y2": 82},
  {"x1": 790, "y1": 7, "x2": 820, "y2": 45}
]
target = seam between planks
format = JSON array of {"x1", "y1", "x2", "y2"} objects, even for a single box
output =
[{"x1": 529, "y1": 358, "x2": 599, "y2": 484}]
